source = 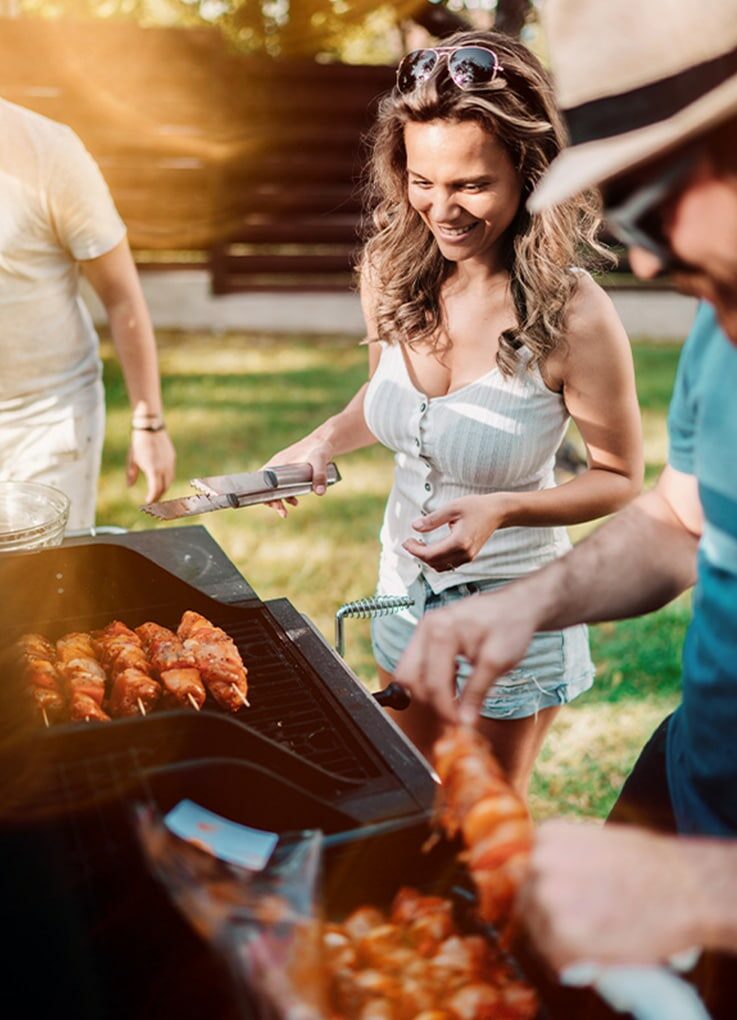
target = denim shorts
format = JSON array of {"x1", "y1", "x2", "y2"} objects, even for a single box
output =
[{"x1": 371, "y1": 574, "x2": 594, "y2": 720}]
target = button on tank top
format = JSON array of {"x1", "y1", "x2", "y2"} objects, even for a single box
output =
[{"x1": 363, "y1": 341, "x2": 572, "y2": 594}]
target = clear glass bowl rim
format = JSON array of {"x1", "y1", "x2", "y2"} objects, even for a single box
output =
[{"x1": 0, "y1": 480, "x2": 71, "y2": 541}]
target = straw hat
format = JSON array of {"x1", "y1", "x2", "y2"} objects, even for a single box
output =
[{"x1": 528, "y1": 0, "x2": 737, "y2": 212}]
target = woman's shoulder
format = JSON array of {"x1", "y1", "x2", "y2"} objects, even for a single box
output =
[
  {"x1": 564, "y1": 270, "x2": 624, "y2": 347},
  {"x1": 543, "y1": 271, "x2": 629, "y2": 387}
]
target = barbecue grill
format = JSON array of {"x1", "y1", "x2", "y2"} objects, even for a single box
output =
[{"x1": 0, "y1": 527, "x2": 613, "y2": 1020}]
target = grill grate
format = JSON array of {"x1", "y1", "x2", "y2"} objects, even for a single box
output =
[
  {"x1": 1, "y1": 539, "x2": 401, "y2": 797},
  {"x1": 5, "y1": 600, "x2": 383, "y2": 783},
  {"x1": 212, "y1": 610, "x2": 380, "y2": 780},
  {"x1": 225, "y1": 620, "x2": 369, "y2": 779}
]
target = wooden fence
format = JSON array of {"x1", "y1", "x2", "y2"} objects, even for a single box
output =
[{"x1": 0, "y1": 18, "x2": 394, "y2": 290}]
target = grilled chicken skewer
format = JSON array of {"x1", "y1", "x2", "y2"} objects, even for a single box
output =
[
  {"x1": 56, "y1": 631, "x2": 111, "y2": 722},
  {"x1": 94, "y1": 621, "x2": 161, "y2": 717},
  {"x1": 135, "y1": 622, "x2": 206, "y2": 710},
  {"x1": 15, "y1": 633, "x2": 66, "y2": 725},
  {"x1": 433, "y1": 727, "x2": 532, "y2": 927},
  {"x1": 177, "y1": 611, "x2": 249, "y2": 712}
]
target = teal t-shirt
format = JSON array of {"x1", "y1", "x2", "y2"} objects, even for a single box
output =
[{"x1": 667, "y1": 302, "x2": 737, "y2": 835}]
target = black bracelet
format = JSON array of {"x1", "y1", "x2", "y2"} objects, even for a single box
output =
[{"x1": 132, "y1": 422, "x2": 167, "y2": 433}]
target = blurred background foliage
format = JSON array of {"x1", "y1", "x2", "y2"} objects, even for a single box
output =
[{"x1": 3, "y1": 0, "x2": 539, "y2": 60}]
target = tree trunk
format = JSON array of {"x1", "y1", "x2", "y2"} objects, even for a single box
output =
[{"x1": 494, "y1": 0, "x2": 532, "y2": 37}]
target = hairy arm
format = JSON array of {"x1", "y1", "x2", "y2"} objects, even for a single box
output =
[
  {"x1": 395, "y1": 465, "x2": 700, "y2": 722},
  {"x1": 519, "y1": 464, "x2": 700, "y2": 630},
  {"x1": 82, "y1": 239, "x2": 175, "y2": 502},
  {"x1": 405, "y1": 276, "x2": 644, "y2": 570},
  {"x1": 520, "y1": 820, "x2": 737, "y2": 968}
]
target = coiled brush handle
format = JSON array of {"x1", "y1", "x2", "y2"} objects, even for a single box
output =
[
  {"x1": 334, "y1": 596, "x2": 413, "y2": 658},
  {"x1": 334, "y1": 594, "x2": 414, "y2": 711}
]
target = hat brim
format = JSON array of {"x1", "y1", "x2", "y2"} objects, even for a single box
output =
[{"x1": 528, "y1": 73, "x2": 737, "y2": 212}]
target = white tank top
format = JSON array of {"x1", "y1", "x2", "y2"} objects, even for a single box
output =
[{"x1": 363, "y1": 340, "x2": 572, "y2": 594}]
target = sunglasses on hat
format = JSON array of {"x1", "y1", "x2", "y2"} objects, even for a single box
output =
[
  {"x1": 396, "y1": 46, "x2": 504, "y2": 95},
  {"x1": 602, "y1": 147, "x2": 700, "y2": 273}
]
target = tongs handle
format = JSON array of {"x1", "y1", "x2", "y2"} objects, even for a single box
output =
[{"x1": 265, "y1": 462, "x2": 341, "y2": 490}]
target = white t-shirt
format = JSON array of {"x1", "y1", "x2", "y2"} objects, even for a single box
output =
[{"x1": 0, "y1": 99, "x2": 126, "y2": 423}]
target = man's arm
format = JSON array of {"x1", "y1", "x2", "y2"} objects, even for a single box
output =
[
  {"x1": 519, "y1": 820, "x2": 737, "y2": 969},
  {"x1": 518, "y1": 464, "x2": 701, "y2": 630},
  {"x1": 82, "y1": 240, "x2": 176, "y2": 503},
  {"x1": 395, "y1": 466, "x2": 700, "y2": 723}
]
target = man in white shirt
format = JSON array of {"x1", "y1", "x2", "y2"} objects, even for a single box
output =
[{"x1": 0, "y1": 98, "x2": 175, "y2": 529}]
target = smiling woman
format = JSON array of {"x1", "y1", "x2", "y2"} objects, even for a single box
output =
[
  {"x1": 405, "y1": 119, "x2": 522, "y2": 266},
  {"x1": 261, "y1": 30, "x2": 644, "y2": 796}
]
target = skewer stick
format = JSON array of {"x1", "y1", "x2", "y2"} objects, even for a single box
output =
[
  {"x1": 231, "y1": 684, "x2": 250, "y2": 708},
  {"x1": 187, "y1": 692, "x2": 201, "y2": 711},
  {"x1": 41, "y1": 707, "x2": 50, "y2": 728},
  {"x1": 137, "y1": 697, "x2": 147, "y2": 717}
]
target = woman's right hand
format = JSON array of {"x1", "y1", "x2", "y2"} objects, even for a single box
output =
[{"x1": 262, "y1": 434, "x2": 335, "y2": 517}]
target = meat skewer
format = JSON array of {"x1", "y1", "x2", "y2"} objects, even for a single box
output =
[
  {"x1": 177, "y1": 611, "x2": 249, "y2": 712},
  {"x1": 107, "y1": 667, "x2": 161, "y2": 717},
  {"x1": 68, "y1": 692, "x2": 111, "y2": 723},
  {"x1": 56, "y1": 630, "x2": 111, "y2": 721},
  {"x1": 15, "y1": 633, "x2": 66, "y2": 726},
  {"x1": 94, "y1": 621, "x2": 161, "y2": 717},
  {"x1": 432, "y1": 727, "x2": 532, "y2": 927},
  {"x1": 135, "y1": 622, "x2": 206, "y2": 711}
]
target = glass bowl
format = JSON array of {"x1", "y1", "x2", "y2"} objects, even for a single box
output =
[{"x1": 0, "y1": 481, "x2": 71, "y2": 552}]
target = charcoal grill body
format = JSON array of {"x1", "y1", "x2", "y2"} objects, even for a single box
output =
[
  {"x1": 0, "y1": 526, "x2": 436, "y2": 821},
  {"x1": 0, "y1": 527, "x2": 435, "y2": 1019}
]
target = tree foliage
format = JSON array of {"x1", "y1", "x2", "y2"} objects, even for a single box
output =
[{"x1": 12, "y1": 0, "x2": 533, "y2": 57}]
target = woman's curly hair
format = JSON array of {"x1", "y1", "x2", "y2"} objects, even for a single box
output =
[{"x1": 359, "y1": 30, "x2": 613, "y2": 375}]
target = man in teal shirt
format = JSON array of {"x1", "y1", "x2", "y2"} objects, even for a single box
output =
[
  {"x1": 392, "y1": 0, "x2": 737, "y2": 990},
  {"x1": 666, "y1": 302, "x2": 737, "y2": 836}
]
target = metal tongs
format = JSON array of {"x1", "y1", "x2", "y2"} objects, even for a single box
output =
[{"x1": 140, "y1": 462, "x2": 341, "y2": 521}]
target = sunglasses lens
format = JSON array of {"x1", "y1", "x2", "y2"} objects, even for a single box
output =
[
  {"x1": 397, "y1": 50, "x2": 438, "y2": 94},
  {"x1": 448, "y1": 46, "x2": 498, "y2": 89}
]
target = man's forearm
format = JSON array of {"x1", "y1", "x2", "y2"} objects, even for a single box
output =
[
  {"x1": 519, "y1": 488, "x2": 699, "y2": 631},
  {"x1": 684, "y1": 840, "x2": 737, "y2": 952}
]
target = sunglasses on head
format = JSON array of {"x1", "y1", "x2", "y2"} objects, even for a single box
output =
[
  {"x1": 602, "y1": 147, "x2": 700, "y2": 273},
  {"x1": 396, "y1": 46, "x2": 504, "y2": 95}
]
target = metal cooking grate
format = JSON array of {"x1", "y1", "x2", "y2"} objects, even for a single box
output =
[
  {"x1": 216, "y1": 610, "x2": 381, "y2": 781},
  {"x1": 6, "y1": 601, "x2": 383, "y2": 783}
]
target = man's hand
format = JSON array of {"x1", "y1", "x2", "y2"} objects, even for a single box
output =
[
  {"x1": 128, "y1": 429, "x2": 176, "y2": 503},
  {"x1": 394, "y1": 583, "x2": 539, "y2": 724},
  {"x1": 518, "y1": 821, "x2": 706, "y2": 970},
  {"x1": 402, "y1": 494, "x2": 507, "y2": 571}
]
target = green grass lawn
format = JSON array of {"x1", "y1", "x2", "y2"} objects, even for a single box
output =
[{"x1": 98, "y1": 332, "x2": 686, "y2": 820}]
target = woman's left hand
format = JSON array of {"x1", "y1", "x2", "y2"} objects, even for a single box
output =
[{"x1": 402, "y1": 493, "x2": 508, "y2": 571}]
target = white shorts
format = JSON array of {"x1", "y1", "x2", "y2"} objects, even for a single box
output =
[{"x1": 0, "y1": 385, "x2": 105, "y2": 531}]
